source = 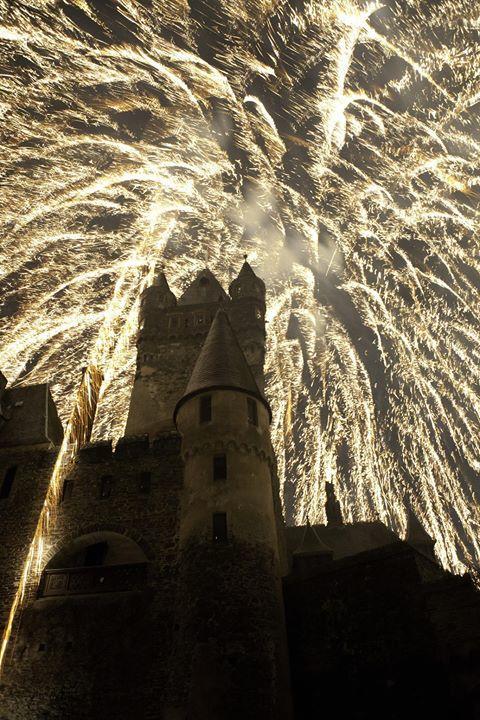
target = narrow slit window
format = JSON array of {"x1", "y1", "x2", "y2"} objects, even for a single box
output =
[
  {"x1": 99, "y1": 475, "x2": 113, "y2": 499},
  {"x1": 212, "y1": 513, "x2": 227, "y2": 542},
  {"x1": 213, "y1": 454, "x2": 227, "y2": 482},
  {"x1": 0, "y1": 466, "x2": 17, "y2": 499},
  {"x1": 199, "y1": 395, "x2": 212, "y2": 424},
  {"x1": 60, "y1": 479, "x2": 73, "y2": 503},
  {"x1": 139, "y1": 471, "x2": 151, "y2": 494},
  {"x1": 247, "y1": 397, "x2": 258, "y2": 426}
]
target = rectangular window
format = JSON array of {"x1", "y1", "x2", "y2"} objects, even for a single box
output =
[
  {"x1": 247, "y1": 397, "x2": 258, "y2": 426},
  {"x1": 60, "y1": 479, "x2": 73, "y2": 503},
  {"x1": 213, "y1": 454, "x2": 227, "y2": 481},
  {"x1": 199, "y1": 395, "x2": 212, "y2": 424},
  {"x1": 99, "y1": 475, "x2": 113, "y2": 499},
  {"x1": 212, "y1": 513, "x2": 227, "y2": 542},
  {"x1": 0, "y1": 466, "x2": 17, "y2": 499},
  {"x1": 84, "y1": 541, "x2": 108, "y2": 567},
  {"x1": 139, "y1": 471, "x2": 151, "y2": 494}
]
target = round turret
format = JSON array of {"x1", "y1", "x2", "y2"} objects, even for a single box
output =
[
  {"x1": 138, "y1": 269, "x2": 177, "y2": 332},
  {"x1": 174, "y1": 310, "x2": 277, "y2": 552},
  {"x1": 228, "y1": 258, "x2": 266, "y2": 302}
]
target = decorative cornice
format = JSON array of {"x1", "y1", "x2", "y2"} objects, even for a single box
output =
[{"x1": 181, "y1": 436, "x2": 274, "y2": 468}]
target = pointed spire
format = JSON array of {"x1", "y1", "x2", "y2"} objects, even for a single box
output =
[
  {"x1": 325, "y1": 482, "x2": 343, "y2": 525},
  {"x1": 405, "y1": 507, "x2": 436, "y2": 558},
  {"x1": 152, "y1": 262, "x2": 168, "y2": 287},
  {"x1": 146, "y1": 265, "x2": 177, "y2": 308},
  {"x1": 174, "y1": 310, "x2": 270, "y2": 421},
  {"x1": 229, "y1": 259, "x2": 266, "y2": 300},
  {"x1": 294, "y1": 519, "x2": 332, "y2": 557}
]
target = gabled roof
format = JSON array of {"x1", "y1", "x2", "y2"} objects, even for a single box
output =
[
  {"x1": 286, "y1": 521, "x2": 400, "y2": 562},
  {"x1": 178, "y1": 268, "x2": 229, "y2": 306},
  {"x1": 293, "y1": 520, "x2": 332, "y2": 557},
  {"x1": 174, "y1": 310, "x2": 270, "y2": 420}
]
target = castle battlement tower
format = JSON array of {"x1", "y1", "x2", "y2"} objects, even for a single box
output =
[
  {"x1": 169, "y1": 309, "x2": 290, "y2": 718},
  {"x1": 125, "y1": 263, "x2": 266, "y2": 437},
  {"x1": 1, "y1": 260, "x2": 476, "y2": 720}
]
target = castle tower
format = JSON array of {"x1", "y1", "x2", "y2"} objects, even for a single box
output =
[
  {"x1": 125, "y1": 267, "x2": 229, "y2": 437},
  {"x1": 169, "y1": 310, "x2": 291, "y2": 719},
  {"x1": 228, "y1": 258, "x2": 267, "y2": 392}
]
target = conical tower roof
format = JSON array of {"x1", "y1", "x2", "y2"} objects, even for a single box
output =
[
  {"x1": 174, "y1": 310, "x2": 271, "y2": 421},
  {"x1": 229, "y1": 258, "x2": 266, "y2": 298},
  {"x1": 144, "y1": 264, "x2": 177, "y2": 307},
  {"x1": 406, "y1": 508, "x2": 436, "y2": 554}
]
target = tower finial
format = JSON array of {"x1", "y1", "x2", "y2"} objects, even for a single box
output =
[{"x1": 243, "y1": 253, "x2": 248, "y2": 260}]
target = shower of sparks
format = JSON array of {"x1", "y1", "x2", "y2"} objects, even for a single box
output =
[
  {"x1": 0, "y1": 364, "x2": 102, "y2": 671},
  {"x1": 0, "y1": 0, "x2": 479, "y2": 609}
]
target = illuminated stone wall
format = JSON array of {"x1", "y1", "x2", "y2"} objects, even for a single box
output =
[{"x1": 0, "y1": 434, "x2": 183, "y2": 720}]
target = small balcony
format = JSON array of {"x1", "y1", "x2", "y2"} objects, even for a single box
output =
[{"x1": 39, "y1": 562, "x2": 148, "y2": 598}]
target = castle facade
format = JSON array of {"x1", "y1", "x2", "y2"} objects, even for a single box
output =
[{"x1": 0, "y1": 263, "x2": 479, "y2": 719}]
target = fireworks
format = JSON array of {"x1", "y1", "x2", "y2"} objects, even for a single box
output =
[{"x1": 0, "y1": 0, "x2": 479, "y2": 584}]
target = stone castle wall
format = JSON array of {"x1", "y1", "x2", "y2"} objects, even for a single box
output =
[{"x1": 0, "y1": 434, "x2": 183, "y2": 720}]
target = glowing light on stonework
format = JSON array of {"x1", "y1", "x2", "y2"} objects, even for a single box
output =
[
  {"x1": 0, "y1": 364, "x2": 102, "y2": 671},
  {"x1": 0, "y1": 0, "x2": 479, "y2": 669}
]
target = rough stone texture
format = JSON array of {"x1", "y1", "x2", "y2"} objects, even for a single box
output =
[
  {"x1": 167, "y1": 539, "x2": 290, "y2": 720},
  {"x1": 0, "y1": 434, "x2": 183, "y2": 720},
  {"x1": 284, "y1": 542, "x2": 480, "y2": 720},
  {"x1": 0, "y1": 385, "x2": 63, "y2": 447},
  {"x1": 0, "y1": 447, "x2": 59, "y2": 634},
  {"x1": 126, "y1": 268, "x2": 266, "y2": 437}
]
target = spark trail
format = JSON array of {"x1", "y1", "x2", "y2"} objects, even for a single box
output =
[{"x1": 0, "y1": 0, "x2": 479, "y2": 581}]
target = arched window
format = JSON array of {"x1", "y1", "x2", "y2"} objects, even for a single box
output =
[
  {"x1": 0, "y1": 466, "x2": 17, "y2": 499},
  {"x1": 40, "y1": 531, "x2": 149, "y2": 597}
]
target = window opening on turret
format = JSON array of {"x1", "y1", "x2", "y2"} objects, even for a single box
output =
[
  {"x1": 0, "y1": 465, "x2": 17, "y2": 499},
  {"x1": 99, "y1": 475, "x2": 113, "y2": 499},
  {"x1": 247, "y1": 398, "x2": 258, "y2": 426},
  {"x1": 213, "y1": 513, "x2": 227, "y2": 542},
  {"x1": 139, "y1": 471, "x2": 151, "y2": 494},
  {"x1": 196, "y1": 313, "x2": 204, "y2": 325},
  {"x1": 60, "y1": 479, "x2": 73, "y2": 503},
  {"x1": 213, "y1": 454, "x2": 227, "y2": 481},
  {"x1": 199, "y1": 395, "x2": 212, "y2": 424}
]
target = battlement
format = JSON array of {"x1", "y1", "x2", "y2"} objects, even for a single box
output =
[{"x1": 77, "y1": 433, "x2": 182, "y2": 466}]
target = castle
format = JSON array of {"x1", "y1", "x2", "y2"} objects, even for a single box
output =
[{"x1": 0, "y1": 262, "x2": 480, "y2": 719}]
